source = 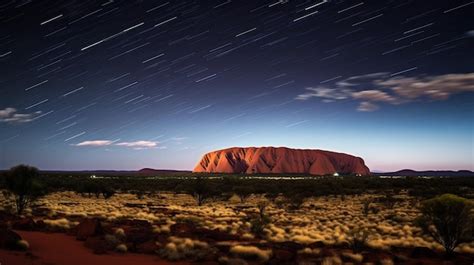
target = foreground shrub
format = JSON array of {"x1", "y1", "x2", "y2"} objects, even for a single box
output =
[
  {"x1": 362, "y1": 199, "x2": 372, "y2": 216},
  {"x1": 116, "y1": 243, "x2": 127, "y2": 253},
  {"x1": 378, "y1": 192, "x2": 400, "y2": 209},
  {"x1": 249, "y1": 214, "x2": 271, "y2": 238},
  {"x1": 284, "y1": 192, "x2": 310, "y2": 210},
  {"x1": 247, "y1": 200, "x2": 271, "y2": 238},
  {"x1": 417, "y1": 194, "x2": 474, "y2": 255},
  {"x1": 4, "y1": 165, "x2": 46, "y2": 215},
  {"x1": 17, "y1": 239, "x2": 29, "y2": 250},
  {"x1": 347, "y1": 228, "x2": 370, "y2": 252},
  {"x1": 229, "y1": 245, "x2": 272, "y2": 262},
  {"x1": 43, "y1": 218, "x2": 75, "y2": 230},
  {"x1": 186, "y1": 177, "x2": 218, "y2": 206},
  {"x1": 159, "y1": 236, "x2": 212, "y2": 261},
  {"x1": 233, "y1": 186, "x2": 253, "y2": 203}
]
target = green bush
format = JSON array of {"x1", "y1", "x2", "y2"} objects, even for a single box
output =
[{"x1": 417, "y1": 194, "x2": 474, "y2": 255}]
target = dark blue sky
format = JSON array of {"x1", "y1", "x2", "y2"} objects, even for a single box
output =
[{"x1": 1, "y1": 0, "x2": 473, "y2": 171}]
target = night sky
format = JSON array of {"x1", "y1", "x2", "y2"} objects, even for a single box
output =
[{"x1": 1, "y1": 0, "x2": 473, "y2": 171}]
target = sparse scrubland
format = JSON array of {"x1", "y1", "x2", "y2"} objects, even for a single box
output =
[{"x1": 0, "y1": 169, "x2": 474, "y2": 264}]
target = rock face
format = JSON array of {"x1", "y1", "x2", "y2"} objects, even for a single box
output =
[
  {"x1": 193, "y1": 147, "x2": 370, "y2": 176},
  {"x1": 0, "y1": 228, "x2": 22, "y2": 250},
  {"x1": 76, "y1": 218, "x2": 103, "y2": 241}
]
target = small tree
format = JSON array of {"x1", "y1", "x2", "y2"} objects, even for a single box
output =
[
  {"x1": 189, "y1": 177, "x2": 216, "y2": 206},
  {"x1": 264, "y1": 191, "x2": 280, "y2": 204},
  {"x1": 249, "y1": 213, "x2": 271, "y2": 238},
  {"x1": 101, "y1": 186, "x2": 116, "y2": 199},
  {"x1": 417, "y1": 194, "x2": 474, "y2": 256},
  {"x1": 4, "y1": 165, "x2": 46, "y2": 215},
  {"x1": 257, "y1": 200, "x2": 269, "y2": 219},
  {"x1": 362, "y1": 199, "x2": 372, "y2": 216},
  {"x1": 248, "y1": 200, "x2": 271, "y2": 238},
  {"x1": 285, "y1": 192, "x2": 310, "y2": 211},
  {"x1": 379, "y1": 192, "x2": 399, "y2": 209},
  {"x1": 233, "y1": 186, "x2": 253, "y2": 203}
]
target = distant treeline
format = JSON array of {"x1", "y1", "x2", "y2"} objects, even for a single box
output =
[{"x1": 1, "y1": 172, "x2": 473, "y2": 199}]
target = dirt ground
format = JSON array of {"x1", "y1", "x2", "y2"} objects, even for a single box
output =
[{"x1": 0, "y1": 230, "x2": 189, "y2": 265}]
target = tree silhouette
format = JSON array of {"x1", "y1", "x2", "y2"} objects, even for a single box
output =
[{"x1": 4, "y1": 165, "x2": 46, "y2": 215}]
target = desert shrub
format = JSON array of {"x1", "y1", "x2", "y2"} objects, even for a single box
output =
[
  {"x1": 75, "y1": 181, "x2": 116, "y2": 199},
  {"x1": 378, "y1": 192, "x2": 400, "y2": 209},
  {"x1": 339, "y1": 193, "x2": 346, "y2": 201},
  {"x1": 76, "y1": 181, "x2": 100, "y2": 198},
  {"x1": 371, "y1": 206, "x2": 380, "y2": 214},
  {"x1": 247, "y1": 201, "x2": 271, "y2": 238},
  {"x1": 256, "y1": 200, "x2": 269, "y2": 218},
  {"x1": 341, "y1": 251, "x2": 363, "y2": 263},
  {"x1": 114, "y1": 228, "x2": 126, "y2": 239},
  {"x1": 43, "y1": 218, "x2": 75, "y2": 230},
  {"x1": 233, "y1": 186, "x2": 253, "y2": 203},
  {"x1": 116, "y1": 243, "x2": 128, "y2": 253},
  {"x1": 229, "y1": 245, "x2": 272, "y2": 262},
  {"x1": 186, "y1": 177, "x2": 219, "y2": 206},
  {"x1": 249, "y1": 214, "x2": 271, "y2": 238},
  {"x1": 347, "y1": 228, "x2": 370, "y2": 252},
  {"x1": 130, "y1": 189, "x2": 146, "y2": 199},
  {"x1": 284, "y1": 192, "x2": 310, "y2": 210},
  {"x1": 362, "y1": 199, "x2": 372, "y2": 216},
  {"x1": 4, "y1": 165, "x2": 47, "y2": 215},
  {"x1": 298, "y1": 247, "x2": 321, "y2": 256},
  {"x1": 321, "y1": 255, "x2": 343, "y2": 265},
  {"x1": 416, "y1": 194, "x2": 474, "y2": 255},
  {"x1": 265, "y1": 191, "x2": 280, "y2": 203},
  {"x1": 159, "y1": 237, "x2": 212, "y2": 261},
  {"x1": 105, "y1": 234, "x2": 121, "y2": 246},
  {"x1": 101, "y1": 187, "x2": 116, "y2": 199},
  {"x1": 17, "y1": 240, "x2": 29, "y2": 250},
  {"x1": 175, "y1": 216, "x2": 203, "y2": 227}
]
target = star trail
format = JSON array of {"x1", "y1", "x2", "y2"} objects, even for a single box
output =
[{"x1": 0, "y1": 0, "x2": 473, "y2": 171}]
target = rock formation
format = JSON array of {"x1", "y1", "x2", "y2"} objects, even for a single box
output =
[{"x1": 193, "y1": 147, "x2": 370, "y2": 175}]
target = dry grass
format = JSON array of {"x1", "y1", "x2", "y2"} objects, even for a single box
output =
[{"x1": 1, "y1": 190, "x2": 473, "y2": 255}]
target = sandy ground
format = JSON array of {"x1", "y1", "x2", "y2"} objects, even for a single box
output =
[{"x1": 0, "y1": 231, "x2": 188, "y2": 265}]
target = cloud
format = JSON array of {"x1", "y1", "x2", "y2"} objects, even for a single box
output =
[
  {"x1": 357, "y1": 102, "x2": 379, "y2": 112},
  {"x1": 75, "y1": 140, "x2": 113, "y2": 146},
  {"x1": 376, "y1": 73, "x2": 474, "y2": 100},
  {"x1": 295, "y1": 87, "x2": 349, "y2": 101},
  {"x1": 336, "y1": 72, "x2": 389, "y2": 87},
  {"x1": 0, "y1": 108, "x2": 41, "y2": 123},
  {"x1": 75, "y1": 140, "x2": 160, "y2": 150},
  {"x1": 115, "y1": 141, "x2": 158, "y2": 149},
  {"x1": 351, "y1": 90, "x2": 398, "y2": 103},
  {"x1": 0, "y1": 108, "x2": 16, "y2": 118},
  {"x1": 295, "y1": 72, "x2": 474, "y2": 111}
]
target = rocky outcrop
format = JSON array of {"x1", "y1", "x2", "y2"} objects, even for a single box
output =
[
  {"x1": 0, "y1": 228, "x2": 22, "y2": 250},
  {"x1": 76, "y1": 219, "x2": 103, "y2": 241},
  {"x1": 193, "y1": 147, "x2": 370, "y2": 176}
]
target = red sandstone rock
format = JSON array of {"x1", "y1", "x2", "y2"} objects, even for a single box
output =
[
  {"x1": 136, "y1": 240, "x2": 158, "y2": 254},
  {"x1": 170, "y1": 223, "x2": 197, "y2": 237},
  {"x1": 193, "y1": 147, "x2": 370, "y2": 176},
  {"x1": 0, "y1": 228, "x2": 22, "y2": 250},
  {"x1": 12, "y1": 217, "x2": 38, "y2": 231},
  {"x1": 84, "y1": 236, "x2": 108, "y2": 254},
  {"x1": 76, "y1": 219, "x2": 103, "y2": 241}
]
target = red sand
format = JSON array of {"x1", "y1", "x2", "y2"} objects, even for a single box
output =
[{"x1": 0, "y1": 231, "x2": 187, "y2": 265}]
